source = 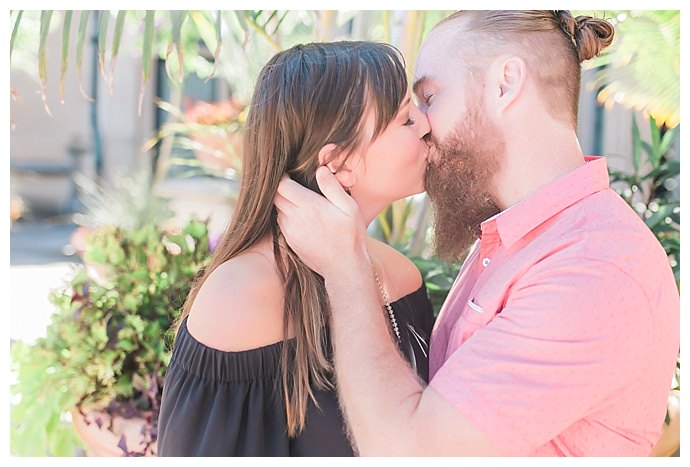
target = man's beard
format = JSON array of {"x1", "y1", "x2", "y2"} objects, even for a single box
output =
[{"x1": 424, "y1": 101, "x2": 504, "y2": 263}]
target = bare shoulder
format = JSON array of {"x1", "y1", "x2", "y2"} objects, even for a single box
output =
[
  {"x1": 185, "y1": 249, "x2": 287, "y2": 352},
  {"x1": 366, "y1": 237, "x2": 423, "y2": 302}
]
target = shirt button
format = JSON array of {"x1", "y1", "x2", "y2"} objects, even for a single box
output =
[{"x1": 482, "y1": 258, "x2": 491, "y2": 267}]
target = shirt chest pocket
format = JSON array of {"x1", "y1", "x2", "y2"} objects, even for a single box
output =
[{"x1": 447, "y1": 293, "x2": 503, "y2": 349}]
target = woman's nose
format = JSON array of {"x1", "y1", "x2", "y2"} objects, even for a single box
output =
[{"x1": 411, "y1": 105, "x2": 431, "y2": 140}]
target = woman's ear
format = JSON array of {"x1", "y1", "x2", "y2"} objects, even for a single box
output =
[
  {"x1": 317, "y1": 143, "x2": 356, "y2": 189},
  {"x1": 317, "y1": 143, "x2": 339, "y2": 168}
]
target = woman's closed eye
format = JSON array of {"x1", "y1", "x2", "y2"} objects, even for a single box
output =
[{"x1": 404, "y1": 117, "x2": 415, "y2": 126}]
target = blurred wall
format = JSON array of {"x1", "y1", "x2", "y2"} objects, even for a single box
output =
[{"x1": 10, "y1": 14, "x2": 156, "y2": 216}]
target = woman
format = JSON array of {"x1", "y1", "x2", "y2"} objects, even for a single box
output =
[{"x1": 157, "y1": 41, "x2": 435, "y2": 456}]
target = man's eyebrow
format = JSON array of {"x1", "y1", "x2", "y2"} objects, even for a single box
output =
[{"x1": 412, "y1": 76, "x2": 431, "y2": 95}]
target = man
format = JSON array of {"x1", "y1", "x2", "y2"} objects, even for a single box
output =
[{"x1": 274, "y1": 11, "x2": 679, "y2": 456}]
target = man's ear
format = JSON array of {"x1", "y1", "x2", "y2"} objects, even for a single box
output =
[
  {"x1": 317, "y1": 143, "x2": 357, "y2": 189},
  {"x1": 490, "y1": 55, "x2": 526, "y2": 115}
]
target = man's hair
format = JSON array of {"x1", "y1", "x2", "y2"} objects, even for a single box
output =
[{"x1": 436, "y1": 10, "x2": 615, "y2": 128}]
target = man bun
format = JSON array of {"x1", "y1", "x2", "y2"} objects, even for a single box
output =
[{"x1": 556, "y1": 10, "x2": 615, "y2": 62}]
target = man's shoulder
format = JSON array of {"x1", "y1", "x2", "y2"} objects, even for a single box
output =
[
  {"x1": 540, "y1": 189, "x2": 669, "y2": 275},
  {"x1": 578, "y1": 190, "x2": 670, "y2": 278}
]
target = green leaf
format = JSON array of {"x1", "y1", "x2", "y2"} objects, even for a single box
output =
[
  {"x1": 86, "y1": 246, "x2": 107, "y2": 265},
  {"x1": 45, "y1": 411, "x2": 60, "y2": 439},
  {"x1": 113, "y1": 375, "x2": 135, "y2": 398},
  {"x1": 630, "y1": 114, "x2": 641, "y2": 174},
  {"x1": 49, "y1": 424, "x2": 82, "y2": 456},
  {"x1": 263, "y1": 10, "x2": 279, "y2": 29},
  {"x1": 666, "y1": 160, "x2": 680, "y2": 178},
  {"x1": 108, "y1": 10, "x2": 127, "y2": 94},
  {"x1": 75, "y1": 11, "x2": 94, "y2": 101},
  {"x1": 59, "y1": 11, "x2": 73, "y2": 103},
  {"x1": 184, "y1": 218, "x2": 208, "y2": 239},
  {"x1": 189, "y1": 10, "x2": 222, "y2": 82},
  {"x1": 10, "y1": 10, "x2": 24, "y2": 64},
  {"x1": 130, "y1": 225, "x2": 151, "y2": 245},
  {"x1": 139, "y1": 11, "x2": 155, "y2": 115},
  {"x1": 659, "y1": 125, "x2": 679, "y2": 156},
  {"x1": 642, "y1": 160, "x2": 680, "y2": 181},
  {"x1": 90, "y1": 323, "x2": 108, "y2": 344},
  {"x1": 273, "y1": 11, "x2": 290, "y2": 36},
  {"x1": 645, "y1": 204, "x2": 674, "y2": 229},
  {"x1": 97, "y1": 10, "x2": 109, "y2": 78},
  {"x1": 130, "y1": 270, "x2": 149, "y2": 281},
  {"x1": 234, "y1": 10, "x2": 249, "y2": 32},
  {"x1": 166, "y1": 11, "x2": 188, "y2": 85},
  {"x1": 641, "y1": 141, "x2": 654, "y2": 161},
  {"x1": 648, "y1": 115, "x2": 662, "y2": 164},
  {"x1": 38, "y1": 10, "x2": 54, "y2": 115},
  {"x1": 125, "y1": 315, "x2": 146, "y2": 336},
  {"x1": 116, "y1": 339, "x2": 136, "y2": 352},
  {"x1": 122, "y1": 294, "x2": 140, "y2": 312}
]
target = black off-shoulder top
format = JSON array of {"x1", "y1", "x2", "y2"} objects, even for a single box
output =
[{"x1": 157, "y1": 283, "x2": 435, "y2": 456}]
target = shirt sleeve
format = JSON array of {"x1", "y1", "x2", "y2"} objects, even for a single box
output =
[
  {"x1": 156, "y1": 321, "x2": 291, "y2": 456},
  {"x1": 428, "y1": 254, "x2": 654, "y2": 456}
]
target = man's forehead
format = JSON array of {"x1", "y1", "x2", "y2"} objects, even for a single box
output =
[
  {"x1": 414, "y1": 25, "x2": 458, "y2": 76},
  {"x1": 413, "y1": 46, "x2": 440, "y2": 86},
  {"x1": 414, "y1": 23, "x2": 471, "y2": 88}
]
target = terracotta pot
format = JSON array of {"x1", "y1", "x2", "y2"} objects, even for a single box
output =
[
  {"x1": 72, "y1": 409, "x2": 157, "y2": 456},
  {"x1": 649, "y1": 390, "x2": 680, "y2": 457}
]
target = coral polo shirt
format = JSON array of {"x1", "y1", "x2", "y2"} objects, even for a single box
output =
[{"x1": 428, "y1": 156, "x2": 679, "y2": 456}]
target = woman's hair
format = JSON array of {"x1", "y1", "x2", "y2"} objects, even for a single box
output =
[
  {"x1": 436, "y1": 10, "x2": 615, "y2": 128},
  {"x1": 174, "y1": 41, "x2": 408, "y2": 436}
]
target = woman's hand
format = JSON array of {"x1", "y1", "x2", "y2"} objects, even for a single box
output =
[{"x1": 274, "y1": 166, "x2": 369, "y2": 278}]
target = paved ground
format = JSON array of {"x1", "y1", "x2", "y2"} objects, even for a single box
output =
[{"x1": 10, "y1": 217, "x2": 81, "y2": 344}]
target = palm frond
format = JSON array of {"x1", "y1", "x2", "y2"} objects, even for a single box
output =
[{"x1": 587, "y1": 11, "x2": 679, "y2": 127}]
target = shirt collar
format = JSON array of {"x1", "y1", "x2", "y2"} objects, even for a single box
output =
[{"x1": 480, "y1": 156, "x2": 611, "y2": 249}]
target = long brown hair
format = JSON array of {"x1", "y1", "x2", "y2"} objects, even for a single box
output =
[{"x1": 174, "y1": 41, "x2": 408, "y2": 436}]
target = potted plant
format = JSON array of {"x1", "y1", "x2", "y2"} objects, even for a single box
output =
[{"x1": 10, "y1": 216, "x2": 212, "y2": 456}]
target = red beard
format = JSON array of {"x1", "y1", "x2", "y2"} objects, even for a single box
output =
[{"x1": 424, "y1": 102, "x2": 504, "y2": 262}]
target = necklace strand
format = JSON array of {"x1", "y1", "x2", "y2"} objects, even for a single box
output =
[{"x1": 372, "y1": 269, "x2": 401, "y2": 343}]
